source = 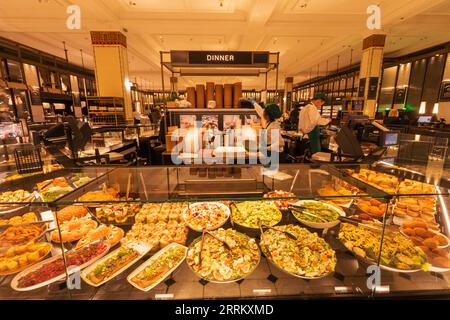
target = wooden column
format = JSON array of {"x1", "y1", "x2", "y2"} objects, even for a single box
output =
[
  {"x1": 196, "y1": 84, "x2": 206, "y2": 108},
  {"x1": 90, "y1": 31, "x2": 132, "y2": 119},
  {"x1": 359, "y1": 34, "x2": 386, "y2": 118},
  {"x1": 224, "y1": 84, "x2": 233, "y2": 108},
  {"x1": 206, "y1": 82, "x2": 215, "y2": 105},
  {"x1": 186, "y1": 87, "x2": 196, "y2": 107},
  {"x1": 215, "y1": 84, "x2": 224, "y2": 108},
  {"x1": 233, "y1": 82, "x2": 242, "y2": 108}
]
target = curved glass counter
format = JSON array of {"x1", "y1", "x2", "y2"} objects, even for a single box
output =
[{"x1": 0, "y1": 163, "x2": 449, "y2": 300}]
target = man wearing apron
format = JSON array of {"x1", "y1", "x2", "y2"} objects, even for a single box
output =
[{"x1": 298, "y1": 93, "x2": 330, "y2": 154}]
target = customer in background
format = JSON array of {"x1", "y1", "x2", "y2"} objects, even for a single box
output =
[{"x1": 298, "y1": 93, "x2": 330, "y2": 154}]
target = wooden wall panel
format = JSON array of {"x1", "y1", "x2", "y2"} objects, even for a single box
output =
[
  {"x1": 196, "y1": 84, "x2": 205, "y2": 108},
  {"x1": 215, "y1": 84, "x2": 223, "y2": 108},
  {"x1": 233, "y1": 82, "x2": 242, "y2": 108}
]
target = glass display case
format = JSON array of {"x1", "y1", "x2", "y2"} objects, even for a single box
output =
[{"x1": 0, "y1": 162, "x2": 449, "y2": 300}]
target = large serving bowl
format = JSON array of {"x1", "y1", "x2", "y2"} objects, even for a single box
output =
[{"x1": 290, "y1": 200, "x2": 345, "y2": 229}]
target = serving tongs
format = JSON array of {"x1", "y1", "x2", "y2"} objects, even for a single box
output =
[
  {"x1": 339, "y1": 216, "x2": 398, "y2": 235},
  {"x1": 205, "y1": 230, "x2": 233, "y2": 250},
  {"x1": 288, "y1": 204, "x2": 329, "y2": 223},
  {"x1": 229, "y1": 202, "x2": 242, "y2": 227},
  {"x1": 198, "y1": 230, "x2": 233, "y2": 267},
  {"x1": 258, "y1": 222, "x2": 297, "y2": 263},
  {"x1": 259, "y1": 224, "x2": 298, "y2": 241}
]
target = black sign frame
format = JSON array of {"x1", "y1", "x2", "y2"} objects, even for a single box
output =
[
  {"x1": 358, "y1": 78, "x2": 366, "y2": 98},
  {"x1": 367, "y1": 77, "x2": 379, "y2": 100},
  {"x1": 170, "y1": 51, "x2": 269, "y2": 66}
]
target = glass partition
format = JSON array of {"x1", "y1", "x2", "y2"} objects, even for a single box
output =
[
  {"x1": 0, "y1": 163, "x2": 449, "y2": 300},
  {"x1": 378, "y1": 66, "x2": 398, "y2": 111}
]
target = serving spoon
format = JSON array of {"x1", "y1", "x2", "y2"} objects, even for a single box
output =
[
  {"x1": 198, "y1": 230, "x2": 233, "y2": 267},
  {"x1": 260, "y1": 224, "x2": 298, "y2": 240},
  {"x1": 288, "y1": 205, "x2": 329, "y2": 223},
  {"x1": 205, "y1": 230, "x2": 233, "y2": 250}
]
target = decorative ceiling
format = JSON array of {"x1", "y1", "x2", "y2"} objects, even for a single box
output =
[{"x1": 0, "y1": 0, "x2": 449, "y2": 90}]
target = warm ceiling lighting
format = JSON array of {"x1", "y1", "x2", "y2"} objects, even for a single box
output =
[
  {"x1": 125, "y1": 79, "x2": 133, "y2": 90},
  {"x1": 419, "y1": 101, "x2": 426, "y2": 114}
]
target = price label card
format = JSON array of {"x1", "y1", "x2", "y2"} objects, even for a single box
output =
[
  {"x1": 155, "y1": 293, "x2": 174, "y2": 300},
  {"x1": 334, "y1": 286, "x2": 353, "y2": 294},
  {"x1": 253, "y1": 289, "x2": 272, "y2": 296},
  {"x1": 374, "y1": 285, "x2": 390, "y2": 294}
]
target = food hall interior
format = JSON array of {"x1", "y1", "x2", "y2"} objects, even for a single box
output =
[{"x1": 1, "y1": 0, "x2": 450, "y2": 300}]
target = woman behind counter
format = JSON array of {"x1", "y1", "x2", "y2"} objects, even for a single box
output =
[
  {"x1": 249, "y1": 100, "x2": 287, "y2": 164},
  {"x1": 298, "y1": 93, "x2": 330, "y2": 154}
]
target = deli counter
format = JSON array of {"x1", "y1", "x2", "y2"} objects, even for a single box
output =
[{"x1": 0, "y1": 162, "x2": 449, "y2": 300}]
